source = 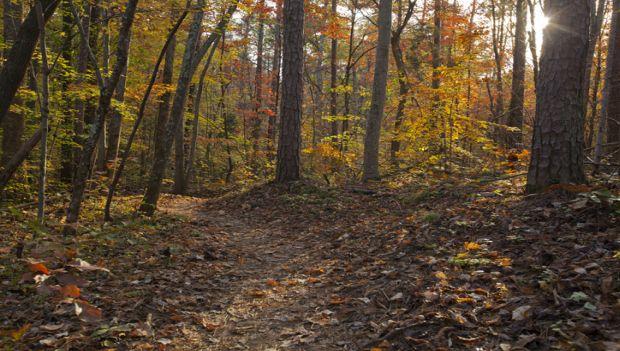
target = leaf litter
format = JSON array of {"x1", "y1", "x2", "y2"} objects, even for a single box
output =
[{"x1": 0, "y1": 177, "x2": 618, "y2": 350}]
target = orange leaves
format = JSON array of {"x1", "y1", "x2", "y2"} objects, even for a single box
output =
[
  {"x1": 60, "y1": 284, "x2": 81, "y2": 298},
  {"x1": 464, "y1": 242, "x2": 481, "y2": 251},
  {"x1": 265, "y1": 278, "x2": 279, "y2": 287},
  {"x1": 28, "y1": 261, "x2": 50, "y2": 275}
]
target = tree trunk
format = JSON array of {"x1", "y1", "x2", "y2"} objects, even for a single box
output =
[
  {"x1": 506, "y1": 0, "x2": 526, "y2": 149},
  {"x1": 583, "y1": 0, "x2": 607, "y2": 113},
  {"x1": 252, "y1": 0, "x2": 265, "y2": 152},
  {"x1": 35, "y1": 0, "x2": 50, "y2": 225},
  {"x1": 0, "y1": 129, "x2": 42, "y2": 191},
  {"x1": 104, "y1": 7, "x2": 189, "y2": 221},
  {"x1": 106, "y1": 35, "x2": 131, "y2": 175},
  {"x1": 594, "y1": 0, "x2": 619, "y2": 169},
  {"x1": 1, "y1": 0, "x2": 24, "y2": 168},
  {"x1": 59, "y1": 0, "x2": 74, "y2": 183},
  {"x1": 140, "y1": 1, "x2": 238, "y2": 214},
  {"x1": 587, "y1": 39, "x2": 603, "y2": 148},
  {"x1": 268, "y1": 0, "x2": 282, "y2": 153},
  {"x1": 329, "y1": 0, "x2": 339, "y2": 138},
  {"x1": 0, "y1": 0, "x2": 59, "y2": 125},
  {"x1": 389, "y1": 0, "x2": 415, "y2": 163},
  {"x1": 527, "y1": 0, "x2": 539, "y2": 90},
  {"x1": 361, "y1": 0, "x2": 392, "y2": 181},
  {"x1": 63, "y1": 0, "x2": 139, "y2": 235},
  {"x1": 605, "y1": 0, "x2": 620, "y2": 162},
  {"x1": 526, "y1": 0, "x2": 590, "y2": 193},
  {"x1": 275, "y1": 0, "x2": 304, "y2": 183},
  {"x1": 153, "y1": 34, "x2": 176, "y2": 163}
]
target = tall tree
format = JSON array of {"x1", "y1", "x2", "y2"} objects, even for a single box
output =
[
  {"x1": 63, "y1": 0, "x2": 139, "y2": 235},
  {"x1": 252, "y1": 0, "x2": 266, "y2": 152},
  {"x1": 140, "y1": 1, "x2": 238, "y2": 214},
  {"x1": 594, "y1": 0, "x2": 619, "y2": 170},
  {"x1": 275, "y1": 0, "x2": 304, "y2": 182},
  {"x1": 1, "y1": 0, "x2": 24, "y2": 167},
  {"x1": 267, "y1": 0, "x2": 282, "y2": 152},
  {"x1": 0, "y1": 0, "x2": 59, "y2": 126},
  {"x1": 329, "y1": 0, "x2": 339, "y2": 138},
  {"x1": 604, "y1": 0, "x2": 620, "y2": 162},
  {"x1": 268, "y1": 0, "x2": 283, "y2": 152},
  {"x1": 506, "y1": 0, "x2": 526, "y2": 149},
  {"x1": 390, "y1": 0, "x2": 415, "y2": 162},
  {"x1": 106, "y1": 36, "x2": 131, "y2": 175},
  {"x1": 362, "y1": 0, "x2": 393, "y2": 180},
  {"x1": 526, "y1": 0, "x2": 590, "y2": 193}
]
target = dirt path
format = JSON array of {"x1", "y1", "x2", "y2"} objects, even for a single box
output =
[{"x1": 161, "y1": 197, "x2": 351, "y2": 350}]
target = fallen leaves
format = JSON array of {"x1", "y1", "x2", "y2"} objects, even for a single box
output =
[
  {"x1": 74, "y1": 300, "x2": 103, "y2": 323},
  {"x1": 60, "y1": 284, "x2": 81, "y2": 298}
]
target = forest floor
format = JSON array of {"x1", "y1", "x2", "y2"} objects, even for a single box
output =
[{"x1": 1, "y1": 172, "x2": 619, "y2": 350}]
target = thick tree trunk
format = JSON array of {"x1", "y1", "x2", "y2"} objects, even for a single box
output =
[
  {"x1": 506, "y1": 0, "x2": 526, "y2": 149},
  {"x1": 361, "y1": 0, "x2": 392, "y2": 181},
  {"x1": 275, "y1": 0, "x2": 304, "y2": 183},
  {"x1": 0, "y1": 0, "x2": 59, "y2": 125},
  {"x1": 63, "y1": 0, "x2": 139, "y2": 235},
  {"x1": 1, "y1": 0, "x2": 24, "y2": 168},
  {"x1": 526, "y1": 0, "x2": 590, "y2": 193},
  {"x1": 140, "y1": 1, "x2": 238, "y2": 214}
]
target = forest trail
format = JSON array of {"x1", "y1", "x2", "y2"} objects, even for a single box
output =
[
  {"x1": 1, "y1": 180, "x2": 618, "y2": 350},
  {"x1": 160, "y1": 196, "x2": 349, "y2": 350}
]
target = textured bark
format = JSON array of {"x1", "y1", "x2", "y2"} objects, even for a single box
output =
[
  {"x1": 362, "y1": 0, "x2": 392, "y2": 181},
  {"x1": 0, "y1": 0, "x2": 59, "y2": 125},
  {"x1": 275, "y1": 0, "x2": 304, "y2": 183},
  {"x1": 1, "y1": 0, "x2": 24, "y2": 168},
  {"x1": 140, "y1": 1, "x2": 238, "y2": 214},
  {"x1": 526, "y1": 0, "x2": 590, "y2": 193},
  {"x1": 506, "y1": 0, "x2": 526, "y2": 148},
  {"x1": 64, "y1": 0, "x2": 139, "y2": 235},
  {"x1": 329, "y1": 0, "x2": 339, "y2": 138}
]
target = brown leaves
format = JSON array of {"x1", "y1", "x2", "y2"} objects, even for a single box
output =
[{"x1": 74, "y1": 300, "x2": 103, "y2": 323}]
